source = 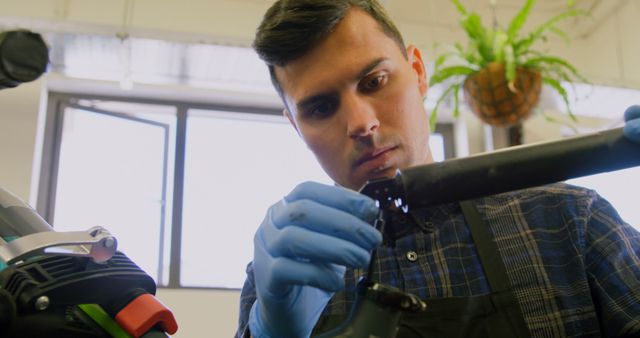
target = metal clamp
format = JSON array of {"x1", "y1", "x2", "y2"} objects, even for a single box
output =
[{"x1": 0, "y1": 226, "x2": 117, "y2": 265}]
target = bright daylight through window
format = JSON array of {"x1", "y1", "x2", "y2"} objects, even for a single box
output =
[{"x1": 46, "y1": 97, "x2": 448, "y2": 289}]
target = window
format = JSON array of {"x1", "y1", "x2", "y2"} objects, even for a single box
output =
[
  {"x1": 39, "y1": 96, "x2": 177, "y2": 284},
  {"x1": 180, "y1": 109, "x2": 332, "y2": 287},
  {"x1": 38, "y1": 93, "x2": 456, "y2": 288}
]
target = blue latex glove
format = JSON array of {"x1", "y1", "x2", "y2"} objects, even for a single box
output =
[
  {"x1": 248, "y1": 182, "x2": 382, "y2": 338},
  {"x1": 624, "y1": 105, "x2": 640, "y2": 143}
]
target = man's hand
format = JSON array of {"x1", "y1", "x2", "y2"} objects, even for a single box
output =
[
  {"x1": 248, "y1": 182, "x2": 382, "y2": 338},
  {"x1": 624, "y1": 105, "x2": 640, "y2": 143}
]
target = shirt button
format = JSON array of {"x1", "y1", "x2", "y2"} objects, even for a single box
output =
[{"x1": 406, "y1": 251, "x2": 418, "y2": 262}]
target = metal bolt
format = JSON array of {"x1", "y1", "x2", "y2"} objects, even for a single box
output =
[
  {"x1": 103, "y1": 237, "x2": 115, "y2": 248},
  {"x1": 406, "y1": 251, "x2": 418, "y2": 262},
  {"x1": 34, "y1": 295, "x2": 50, "y2": 311}
]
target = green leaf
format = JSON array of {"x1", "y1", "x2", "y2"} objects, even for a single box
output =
[
  {"x1": 542, "y1": 111, "x2": 558, "y2": 123},
  {"x1": 543, "y1": 65, "x2": 586, "y2": 104},
  {"x1": 504, "y1": 44, "x2": 516, "y2": 82},
  {"x1": 543, "y1": 68, "x2": 576, "y2": 98},
  {"x1": 544, "y1": 66, "x2": 573, "y2": 84},
  {"x1": 429, "y1": 104, "x2": 439, "y2": 131},
  {"x1": 435, "y1": 52, "x2": 455, "y2": 69},
  {"x1": 453, "y1": 42, "x2": 471, "y2": 63},
  {"x1": 460, "y1": 14, "x2": 484, "y2": 42},
  {"x1": 524, "y1": 55, "x2": 587, "y2": 82},
  {"x1": 467, "y1": 41, "x2": 482, "y2": 65},
  {"x1": 460, "y1": 14, "x2": 494, "y2": 62},
  {"x1": 507, "y1": 0, "x2": 535, "y2": 42},
  {"x1": 493, "y1": 30, "x2": 508, "y2": 63},
  {"x1": 430, "y1": 83, "x2": 459, "y2": 131},
  {"x1": 549, "y1": 26, "x2": 571, "y2": 44},
  {"x1": 452, "y1": 84, "x2": 461, "y2": 118},
  {"x1": 429, "y1": 66, "x2": 475, "y2": 86},
  {"x1": 543, "y1": 76, "x2": 577, "y2": 121},
  {"x1": 434, "y1": 46, "x2": 474, "y2": 71},
  {"x1": 515, "y1": 9, "x2": 583, "y2": 54},
  {"x1": 536, "y1": 10, "x2": 584, "y2": 37},
  {"x1": 542, "y1": 110, "x2": 579, "y2": 134},
  {"x1": 450, "y1": 0, "x2": 468, "y2": 15}
]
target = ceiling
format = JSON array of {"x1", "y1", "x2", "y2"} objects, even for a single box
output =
[
  {"x1": 386, "y1": 0, "x2": 619, "y2": 38},
  {"x1": 0, "y1": 0, "x2": 627, "y2": 45},
  {"x1": 239, "y1": 0, "x2": 620, "y2": 40}
]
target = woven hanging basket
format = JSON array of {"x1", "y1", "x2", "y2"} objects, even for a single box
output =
[{"x1": 463, "y1": 62, "x2": 542, "y2": 126}]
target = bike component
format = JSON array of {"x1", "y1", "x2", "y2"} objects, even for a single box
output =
[{"x1": 361, "y1": 127, "x2": 640, "y2": 215}]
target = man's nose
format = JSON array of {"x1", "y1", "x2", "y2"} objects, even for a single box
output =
[{"x1": 344, "y1": 95, "x2": 379, "y2": 138}]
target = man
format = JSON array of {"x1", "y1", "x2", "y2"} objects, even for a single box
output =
[{"x1": 237, "y1": 1, "x2": 640, "y2": 337}]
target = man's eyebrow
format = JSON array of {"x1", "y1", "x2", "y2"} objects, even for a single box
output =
[
  {"x1": 355, "y1": 57, "x2": 388, "y2": 81},
  {"x1": 296, "y1": 57, "x2": 389, "y2": 113}
]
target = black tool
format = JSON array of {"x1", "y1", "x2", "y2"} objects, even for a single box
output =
[
  {"x1": 0, "y1": 30, "x2": 48, "y2": 89},
  {"x1": 361, "y1": 127, "x2": 640, "y2": 215}
]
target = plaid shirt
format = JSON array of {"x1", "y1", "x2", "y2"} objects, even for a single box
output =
[{"x1": 236, "y1": 183, "x2": 640, "y2": 337}]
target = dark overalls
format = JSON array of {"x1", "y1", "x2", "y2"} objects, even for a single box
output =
[{"x1": 314, "y1": 201, "x2": 532, "y2": 338}]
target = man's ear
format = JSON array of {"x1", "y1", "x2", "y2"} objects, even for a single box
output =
[
  {"x1": 406, "y1": 44, "x2": 428, "y2": 97},
  {"x1": 283, "y1": 108, "x2": 301, "y2": 136}
]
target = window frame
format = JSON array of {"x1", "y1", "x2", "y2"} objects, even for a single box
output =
[{"x1": 37, "y1": 91, "x2": 457, "y2": 289}]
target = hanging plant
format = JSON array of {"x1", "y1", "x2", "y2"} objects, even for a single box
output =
[{"x1": 429, "y1": 0, "x2": 587, "y2": 128}]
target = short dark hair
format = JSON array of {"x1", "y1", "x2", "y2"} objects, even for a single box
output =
[{"x1": 252, "y1": 0, "x2": 406, "y2": 99}]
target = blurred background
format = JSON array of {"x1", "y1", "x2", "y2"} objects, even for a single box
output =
[{"x1": 0, "y1": 0, "x2": 638, "y2": 336}]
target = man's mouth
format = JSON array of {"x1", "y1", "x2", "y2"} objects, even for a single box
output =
[{"x1": 353, "y1": 145, "x2": 398, "y2": 173}]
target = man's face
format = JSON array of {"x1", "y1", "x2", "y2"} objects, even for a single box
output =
[{"x1": 275, "y1": 8, "x2": 433, "y2": 190}]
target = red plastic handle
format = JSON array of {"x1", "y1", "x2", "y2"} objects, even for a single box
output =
[{"x1": 115, "y1": 293, "x2": 178, "y2": 337}]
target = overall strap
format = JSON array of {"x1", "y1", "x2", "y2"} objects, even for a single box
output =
[
  {"x1": 460, "y1": 200, "x2": 510, "y2": 292},
  {"x1": 460, "y1": 200, "x2": 532, "y2": 338}
]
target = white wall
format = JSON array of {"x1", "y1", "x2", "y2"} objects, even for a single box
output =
[
  {"x1": 529, "y1": 3, "x2": 638, "y2": 90},
  {"x1": 0, "y1": 80, "x2": 42, "y2": 200},
  {"x1": 156, "y1": 288, "x2": 240, "y2": 337}
]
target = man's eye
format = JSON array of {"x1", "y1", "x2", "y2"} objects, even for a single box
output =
[
  {"x1": 360, "y1": 74, "x2": 387, "y2": 92},
  {"x1": 306, "y1": 101, "x2": 336, "y2": 119}
]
